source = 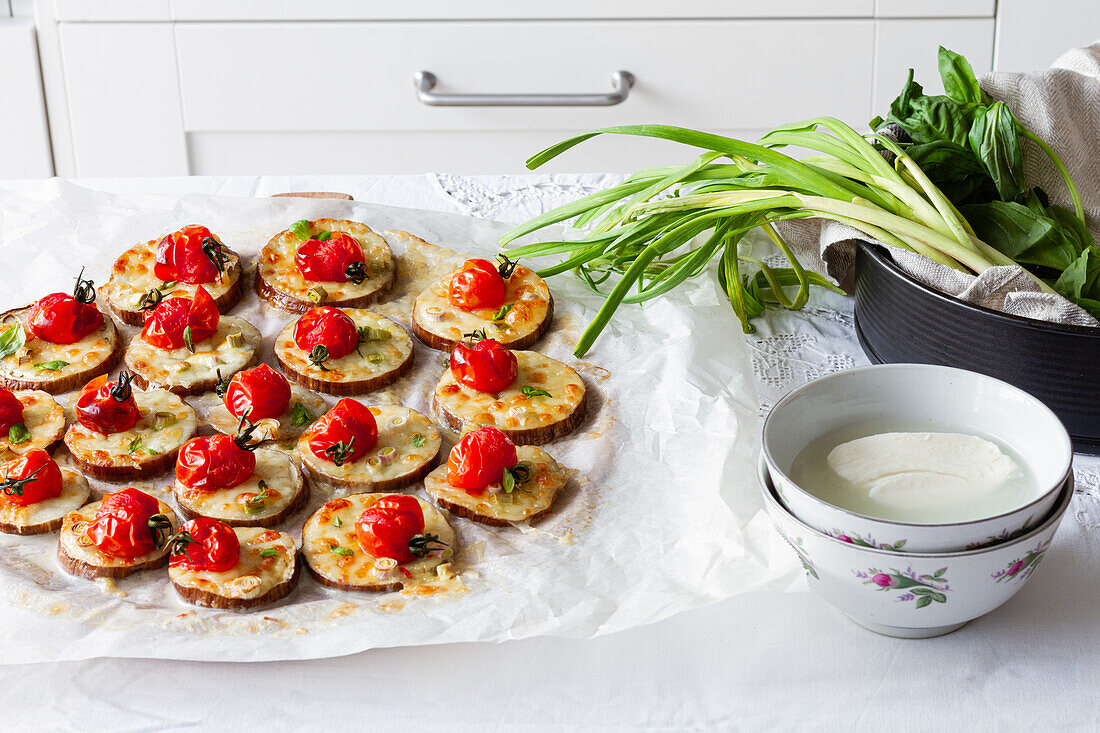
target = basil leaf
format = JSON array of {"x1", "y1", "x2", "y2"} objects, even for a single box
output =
[
  {"x1": 501, "y1": 469, "x2": 515, "y2": 494},
  {"x1": 968, "y1": 102, "x2": 1026, "y2": 202},
  {"x1": 333, "y1": 516, "x2": 343, "y2": 528},
  {"x1": 290, "y1": 219, "x2": 311, "y2": 240},
  {"x1": 330, "y1": 546, "x2": 354, "y2": 556},
  {"x1": 0, "y1": 323, "x2": 26, "y2": 359},
  {"x1": 289, "y1": 402, "x2": 313, "y2": 427},
  {"x1": 314, "y1": 230, "x2": 332, "y2": 242},
  {"x1": 127, "y1": 436, "x2": 143, "y2": 453},
  {"x1": 411, "y1": 433, "x2": 425, "y2": 448},
  {"x1": 1055, "y1": 248, "x2": 1100, "y2": 319},
  {"x1": 881, "y1": 69, "x2": 977, "y2": 147},
  {"x1": 521, "y1": 386, "x2": 552, "y2": 398},
  {"x1": 259, "y1": 548, "x2": 279, "y2": 558},
  {"x1": 183, "y1": 326, "x2": 194, "y2": 353},
  {"x1": 937, "y1": 45, "x2": 983, "y2": 106},
  {"x1": 7, "y1": 423, "x2": 30, "y2": 445},
  {"x1": 34, "y1": 360, "x2": 69, "y2": 371},
  {"x1": 962, "y1": 201, "x2": 1081, "y2": 271}
]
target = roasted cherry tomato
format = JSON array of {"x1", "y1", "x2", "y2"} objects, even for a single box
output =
[
  {"x1": 0, "y1": 388, "x2": 24, "y2": 432},
  {"x1": 27, "y1": 270, "x2": 104, "y2": 345},
  {"x1": 154, "y1": 225, "x2": 227, "y2": 284},
  {"x1": 293, "y1": 306, "x2": 359, "y2": 361},
  {"x1": 223, "y1": 363, "x2": 292, "y2": 421},
  {"x1": 175, "y1": 434, "x2": 257, "y2": 491},
  {"x1": 141, "y1": 285, "x2": 219, "y2": 350},
  {"x1": 306, "y1": 398, "x2": 377, "y2": 466},
  {"x1": 446, "y1": 426, "x2": 518, "y2": 493},
  {"x1": 88, "y1": 488, "x2": 171, "y2": 560},
  {"x1": 0, "y1": 450, "x2": 63, "y2": 506},
  {"x1": 448, "y1": 258, "x2": 507, "y2": 311},
  {"x1": 169, "y1": 517, "x2": 240, "y2": 572},
  {"x1": 450, "y1": 338, "x2": 517, "y2": 393},
  {"x1": 356, "y1": 495, "x2": 426, "y2": 563},
  {"x1": 75, "y1": 373, "x2": 140, "y2": 435},
  {"x1": 295, "y1": 232, "x2": 366, "y2": 283}
]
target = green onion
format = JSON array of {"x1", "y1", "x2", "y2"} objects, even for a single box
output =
[
  {"x1": 491, "y1": 303, "x2": 514, "y2": 322},
  {"x1": 259, "y1": 548, "x2": 279, "y2": 558},
  {"x1": 330, "y1": 545, "x2": 354, "y2": 556},
  {"x1": 500, "y1": 120, "x2": 1056, "y2": 356},
  {"x1": 522, "y1": 386, "x2": 552, "y2": 398},
  {"x1": 411, "y1": 433, "x2": 426, "y2": 448}
]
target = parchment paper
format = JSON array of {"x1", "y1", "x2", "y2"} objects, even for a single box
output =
[{"x1": 0, "y1": 180, "x2": 797, "y2": 663}]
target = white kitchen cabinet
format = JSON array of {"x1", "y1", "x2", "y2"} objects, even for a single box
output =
[
  {"x1": 29, "y1": 0, "x2": 1080, "y2": 178},
  {"x1": 0, "y1": 18, "x2": 53, "y2": 178}
]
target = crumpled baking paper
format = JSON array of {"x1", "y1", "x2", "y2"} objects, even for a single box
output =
[{"x1": 0, "y1": 180, "x2": 798, "y2": 663}]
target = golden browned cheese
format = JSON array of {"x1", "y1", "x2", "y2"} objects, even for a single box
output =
[
  {"x1": 435, "y1": 350, "x2": 585, "y2": 432},
  {"x1": 297, "y1": 405, "x2": 441, "y2": 491},
  {"x1": 413, "y1": 264, "x2": 551, "y2": 347},
  {"x1": 0, "y1": 469, "x2": 89, "y2": 531},
  {"x1": 258, "y1": 219, "x2": 394, "y2": 304},
  {"x1": 274, "y1": 309, "x2": 412, "y2": 386},
  {"x1": 125, "y1": 316, "x2": 262, "y2": 390},
  {"x1": 175, "y1": 449, "x2": 304, "y2": 523},
  {"x1": 64, "y1": 388, "x2": 197, "y2": 469},
  {"x1": 424, "y1": 445, "x2": 567, "y2": 523},
  {"x1": 0, "y1": 306, "x2": 119, "y2": 383},
  {"x1": 59, "y1": 498, "x2": 179, "y2": 568},
  {"x1": 169, "y1": 527, "x2": 297, "y2": 601},
  {"x1": 102, "y1": 236, "x2": 242, "y2": 313},
  {"x1": 0, "y1": 390, "x2": 65, "y2": 458},
  {"x1": 302, "y1": 494, "x2": 455, "y2": 589}
]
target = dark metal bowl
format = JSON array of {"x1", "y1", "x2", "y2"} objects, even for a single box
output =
[{"x1": 853, "y1": 242, "x2": 1100, "y2": 453}]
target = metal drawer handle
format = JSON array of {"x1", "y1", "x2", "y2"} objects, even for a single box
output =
[{"x1": 413, "y1": 70, "x2": 634, "y2": 107}]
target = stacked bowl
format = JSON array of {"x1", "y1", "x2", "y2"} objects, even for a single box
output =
[{"x1": 760, "y1": 364, "x2": 1074, "y2": 638}]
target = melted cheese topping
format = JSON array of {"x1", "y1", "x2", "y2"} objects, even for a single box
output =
[
  {"x1": 169, "y1": 527, "x2": 297, "y2": 601},
  {"x1": 302, "y1": 494, "x2": 455, "y2": 589},
  {"x1": 125, "y1": 316, "x2": 262, "y2": 390},
  {"x1": 102, "y1": 236, "x2": 242, "y2": 312},
  {"x1": 424, "y1": 446, "x2": 567, "y2": 523},
  {"x1": 258, "y1": 218, "x2": 394, "y2": 303},
  {"x1": 0, "y1": 306, "x2": 118, "y2": 382},
  {"x1": 0, "y1": 390, "x2": 65, "y2": 459},
  {"x1": 203, "y1": 384, "x2": 328, "y2": 442},
  {"x1": 435, "y1": 350, "x2": 585, "y2": 432},
  {"x1": 59, "y1": 498, "x2": 179, "y2": 568},
  {"x1": 297, "y1": 405, "x2": 441, "y2": 490},
  {"x1": 0, "y1": 469, "x2": 90, "y2": 530},
  {"x1": 413, "y1": 264, "x2": 551, "y2": 346},
  {"x1": 64, "y1": 388, "x2": 198, "y2": 469},
  {"x1": 175, "y1": 449, "x2": 304, "y2": 523},
  {"x1": 274, "y1": 310, "x2": 412, "y2": 387}
]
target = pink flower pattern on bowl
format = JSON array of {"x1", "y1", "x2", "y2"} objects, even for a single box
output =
[
  {"x1": 854, "y1": 566, "x2": 950, "y2": 609},
  {"x1": 828, "y1": 530, "x2": 907, "y2": 552},
  {"x1": 992, "y1": 540, "x2": 1049, "y2": 583}
]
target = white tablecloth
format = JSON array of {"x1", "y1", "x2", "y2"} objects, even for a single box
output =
[{"x1": 3, "y1": 174, "x2": 1100, "y2": 732}]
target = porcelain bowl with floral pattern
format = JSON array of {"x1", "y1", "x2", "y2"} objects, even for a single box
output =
[
  {"x1": 759, "y1": 454, "x2": 1072, "y2": 638},
  {"x1": 761, "y1": 364, "x2": 1072, "y2": 553}
]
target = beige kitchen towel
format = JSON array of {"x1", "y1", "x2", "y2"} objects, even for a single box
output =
[{"x1": 782, "y1": 41, "x2": 1100, "y2": 328}]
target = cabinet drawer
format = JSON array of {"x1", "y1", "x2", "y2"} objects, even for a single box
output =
[{"x1": 176, "y1": 20, "x2": 875, "y2": 134}]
